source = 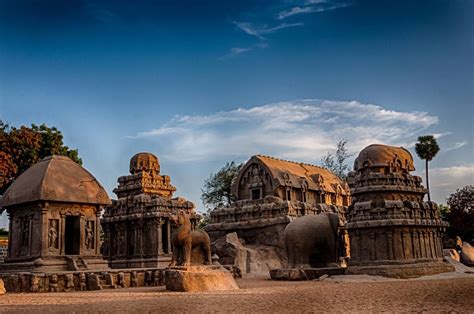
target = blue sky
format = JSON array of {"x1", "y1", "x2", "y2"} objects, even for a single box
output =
[{"x1": 0, "y1": 0, "x2": 473, "y2": 228}]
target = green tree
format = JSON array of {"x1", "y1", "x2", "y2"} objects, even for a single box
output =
[
  {"x1": 320, "y1": 139, "x2": 352, "y2": 180},
  {"x1": 201, "y1": 161, "x2": 243, "y2": 211},
  {"x1": 0, "y1": 121, "x2": 82, "y2": 194},
  {"x1": 415, "y1": 135, "x2": 440, "y2": 202},
  {"x1": 446, "y1": 185, "x2": 473, "y2": 242}
]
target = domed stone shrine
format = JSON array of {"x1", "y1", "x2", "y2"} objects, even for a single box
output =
[
  {"x1": 346, "y1": 144, "x2": 454, "y2": 277},
  {"x1": 0, "y1": 156, "x2": 111, "y2": 272}
]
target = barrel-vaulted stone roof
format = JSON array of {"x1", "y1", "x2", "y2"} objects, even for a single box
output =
[
  {"x1": 233, "y1": 155, "x2": 349, "y2": 195},
  {"x1": 1, "y1": 155, "x2": 111, "y2": 208}
]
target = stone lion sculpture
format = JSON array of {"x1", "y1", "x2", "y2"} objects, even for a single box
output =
[
  {"x1": 284, "y1": 212, "x2": 341, "y2": 268},
  {"x1": 170, "y1": 211, "x2": 212, "y2": 267}
]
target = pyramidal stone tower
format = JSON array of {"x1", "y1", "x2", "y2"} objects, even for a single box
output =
[
  {"x1": 345, "y1": 144, "x2": 453, "y2": 278},
  {"x1": 101, "y1": 152, "x2": 197, "y2": 269}
]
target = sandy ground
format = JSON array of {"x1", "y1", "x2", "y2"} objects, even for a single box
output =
[{"x1": 1, "y1": 272, "x2": 473, "y2": 313}]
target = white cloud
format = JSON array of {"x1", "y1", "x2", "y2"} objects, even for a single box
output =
[
  {"x1": 278, "y1": 2, "x2": 349, "y2": 19},
  {"x1": 416, "y1": 164, "x2": 474, "y2": 204},
  {"x1": 130, "y1": 99, "x2": 439, "y2": 163},
  {"x1": 233, "y1": 21, "x2": 304, "y2": 40},
  {"x1": 445, "y1": 141, "x2": 467, "y2": 152}
]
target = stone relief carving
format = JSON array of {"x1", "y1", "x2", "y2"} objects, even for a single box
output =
[
  {"x1": 85, "y1": 220, "x2": 95, "y2": 250},
  {"x1": 48, "y1": 219, "x2": 59, "y2": 249}
]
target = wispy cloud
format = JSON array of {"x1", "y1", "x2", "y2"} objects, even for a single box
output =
[
  {"x1": 129, "y1": 99, "x2": 438, "y2": 162},
  {"x1": 445, "y1": 141, "x2": 467, "y2": 152},
  {"x1": 233, "y1": 21, "x2": 304, "y2": 40},
  {"x1": 415, "y1": 164, "x2": 474, "y2": 203},
  {"x1": 219, "y1": 47, "x2": 254, "y2": 60},
  {"x1": 278, "y1": 2, "x2": 349, "y2": 19}
]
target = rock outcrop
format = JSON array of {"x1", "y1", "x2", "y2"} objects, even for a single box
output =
[{"x1": 212, "y1": 232, "x2": 283, "y2": 274}]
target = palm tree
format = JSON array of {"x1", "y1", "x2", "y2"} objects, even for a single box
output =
[{"x1": 415, "y1": 135, "x2": 440, "y2": 202}]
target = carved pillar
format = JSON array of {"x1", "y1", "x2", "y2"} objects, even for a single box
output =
[
  {"x1": 157, "y1": 219, "x2": 163, "y2": 255},
  {"x1": 368, "y1": 232, "x2": 376, "y2": 260},
  {"x1": 167, "y1": 220, "x2": 172, "y2": 254},
  {"x1": 79, "y1": 214, "x2": 85, "y2": 255},
  {"x1": 412, "y1": 230, "x2": 420, "y2": 259},
  {"x1": 394, "y1": 230, "x2": 404, "y2": 260},
  {"x1": 428, "y1": 231, "x2": 435, "y2": 259},
  {"x1": 60, "y1": 214, "x2": 65, "y2": 255},
  {"x1": 7, "y1": 212, "x2": 13, "y2": 258},
  {"x1": 387, "y1": 231, "x2": 394, "y2": 260},
  {"x1": 419, "y1": 231, "x2": 426, "y2": 258},
  {"x1": 41, "y1": 208, "x2": 49, "y2": 257},
  {"x1": 95, "y1": 208, "x2": 101, "y2": 256},
  {"x1": 27, "y1": 215, "x2": 33, "y2": 257},
  {"x1": 402, "y1": 230, "x2": 412, "y2": 259}
]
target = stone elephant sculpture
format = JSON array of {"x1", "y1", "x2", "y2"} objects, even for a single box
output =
[{"x1": 284, "y1": 212, "x2": 340, "y2": 268}]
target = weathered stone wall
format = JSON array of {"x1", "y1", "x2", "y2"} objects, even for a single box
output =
[{"x1": 0, "y1": 269, "x2": 166, "y2": 293}]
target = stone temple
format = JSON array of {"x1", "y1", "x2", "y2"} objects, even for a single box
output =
[
  {"x1": 101, "y1": 152, "x2": 197, "y2": 269},
  {"x1": 346, "y1": 144, "x2": 454, "y2": 277},
  {"x1": 207, "y1": 155, "x2": 350, "y2": 251},
  {"x1": 0, "y1": 156, "x2": 111, "y2": 272}
]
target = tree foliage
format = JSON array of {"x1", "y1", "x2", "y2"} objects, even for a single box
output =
[
  {"x1": 0, "y1": 121, "x2": 82, "y2": 194},
  {"x1": 320, "y1": 139, "x2": 352, "y2": 180},
  {"x1": 415, "y1": 135, "x2": 440, "y2": 202},
  {"x1": 446, "y1": 185, "x2": 473, "y2": 242},
  {"x1": 201, "y1": 161, "x2": 243, "y2": 211}
]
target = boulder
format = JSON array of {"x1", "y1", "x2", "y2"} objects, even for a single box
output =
[
  {"x1": 164, "y1": 265, "x2": 239, "y2": 292},
  {"x1": 460, "y1": 242, "x2": 474, "y2": 266},
  {"x1": 212, "y1": 232, "x2": 283, "y2": 274},
  {"x1": 0, "y1": 278, "x2": 5, "y2": 295}
]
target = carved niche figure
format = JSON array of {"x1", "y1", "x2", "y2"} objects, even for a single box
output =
[
  {"x1": 117, "y1": 272, "x2": 126, "y2": 288},
  {"x1": 49, "y1": 274, "x2": 58, "y2": 292},
  {"x1": 145, "y1": 271, "x2": 153, "y2": 286},
  {"x1": 153, "y1": 270, "x2": 161, "y2": 286},
  {"x1": 64, "y1": 274, "x2": 75, "y2": 292},
  {"x1": 48, "y1": 219, "x2": 59, "y2": 249},
  {"x1": 85, "y1": 221, "x2": 95, "y2": 250},
  {"x1": 21, "y1": 218, "x2": 30, "y2": 248},
  {"x1": 78, "y1": 273, "x2": 87, "y2": 291},
  {"x1": 169, "y1": 211, "x2": 212, "y2": 267},
  {"x1": 130, "y1": 271, "x2": 138, "y2": 287},
  {"x1": 29, "y1": 274, "x2": 40, "y2": 292}
]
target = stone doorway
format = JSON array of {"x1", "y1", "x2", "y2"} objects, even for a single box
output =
[{"x1": 65, "y1": 216, "x2": 80, "y2": 255}]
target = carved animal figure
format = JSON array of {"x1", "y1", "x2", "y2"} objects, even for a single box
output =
[
  {"x1": 170, "y1": 211, "x2": 212, "y2": 267},
  {"x1": 284, "y1": 212, "x2": 340, "y2": 268},
  {"x1": 456, "y1": 236, "x2": 474, "y2": 266}
]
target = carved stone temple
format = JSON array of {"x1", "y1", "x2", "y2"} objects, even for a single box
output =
[
  {"x1": 0, "y1": 156, "x2": 111, "y2": 272},
  {"x1": 206, "y1": 155, "x2": 350, "y2": 250},
  {"x1": 101, "y1": 152, "x2": 197, "y2": 269},
  {"x1": 345, "y1": 144, "x2": 454, "y2": 277}
]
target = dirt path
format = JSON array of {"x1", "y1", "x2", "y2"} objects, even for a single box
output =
[{"x1": 1, "y1": 275, "x2": 473, "y2": 313}]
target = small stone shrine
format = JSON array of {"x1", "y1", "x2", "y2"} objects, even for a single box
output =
[
  {"x1": 346, "y1": 144, "x2": 454, "y2": 278},
  {"x1": 207, "y1": 155, "x2": 350, "y2": 249},
  {"x1": 101, "y1": 152, "x2": 198, "y2": 268},
  {"x1": 0, "y1": 155, "x2": 111, "y2": 272}
]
